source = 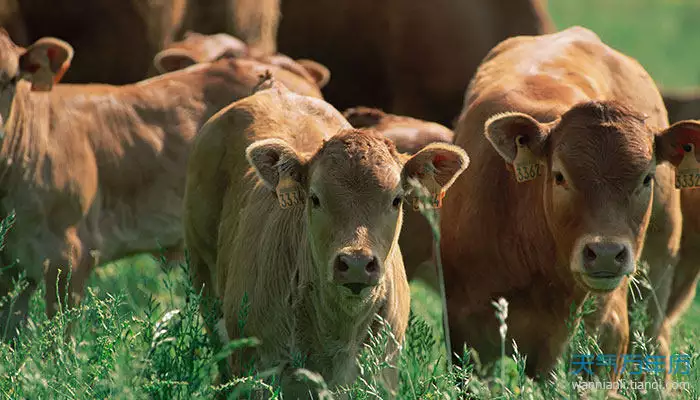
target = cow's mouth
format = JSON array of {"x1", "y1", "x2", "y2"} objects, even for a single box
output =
[
  {"x1": 343, "y1": 282, "x2": 370, "y2": 295},
  {"x1": 577, "y1": 273, "x2": 626, "y2": 293}
]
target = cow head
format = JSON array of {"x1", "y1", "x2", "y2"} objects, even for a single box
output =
[
  {"x1": 0, "y1": 30, "x2": 73, "y2": 132},
  {"x1": 486, "y1": 100, "x2": 700, "y2": 293},
  {"x1": 246, "y1": 130, "x2": 468, "y2": 301}
]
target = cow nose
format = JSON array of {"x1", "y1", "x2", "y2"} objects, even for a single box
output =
[
  {"x1": 581, "y1": 241, "x2": 630, "y2": 276},
  {"x1": 333, "y1": 252, "x2": 380, "y2": 294}
]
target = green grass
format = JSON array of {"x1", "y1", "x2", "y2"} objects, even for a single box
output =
[
  {"x1": 549, "y1": 0, "x2": 700, "y2": 89},
  {"x1": 1, "y1": 1, "x2": 700, "y2": 398}
]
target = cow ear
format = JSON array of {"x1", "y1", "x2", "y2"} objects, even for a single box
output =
[
  {"x1": 403, "y1": 143, "x2": 469, "y2": 209},
  {"x1": 296, "y1": 59, "x2": 330, "y2": 89},
  {"x1": 485, "y1": 112, "x2": 554, "y2": 183},
  {"x1": 18, "y1": 37, "x2": 74, "y2": 91},
  {"x1": 343, "y1": 107, "x2": 386, "y2": 128},
  {"x1": 153, "y1": 48, "x2": 197, "y2": 74},
  {"x1": 655, "y1": 120, "x2": 700, "y2": 189},
  {"x1": 246, "y1": 138, "x2": 307, "y2": 209}
]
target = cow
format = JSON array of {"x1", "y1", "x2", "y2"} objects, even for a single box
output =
[
  {"x1": 276, "y1": 0, "x2": 555, "y2": 126},
  {"x1": 182, "y1": 78, "x2": 468, "y2": 396},
  {"x1": 0, "y1": 30, "x2": 326, "y2": 340},
  {"x1": 152, "y1": 31, "x2": 331, "y2": 92},
  {"x1": 343, "y1": 106, "x2": 454, "y2": 290},
  {"x1": 440, "y1": 26, "x2": 695, "y2": 386}
]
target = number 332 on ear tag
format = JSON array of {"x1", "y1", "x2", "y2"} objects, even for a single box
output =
[
  {"x1": 675, "y1": 143, "x2": 700, "y2": 189},
  {"x1": 276, "y1": 174, "x2": 304, "y2": 209},
  {"x1": 513, "y1": 135, "x2": 542, "y2": 183}
]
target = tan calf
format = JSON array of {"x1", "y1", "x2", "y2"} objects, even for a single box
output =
[
  {"x1": 441, "y1": 27, "x2": 694, "y2": 384},
  {"x1": 0, "y1": 30, "x2": 324, "y2": 340},
  {"x1": 343, "y1": 106, "x2": 454, "y2": 289},
  {"x1": 183, "y1": 79, "x2": 468, "y2": 396}
]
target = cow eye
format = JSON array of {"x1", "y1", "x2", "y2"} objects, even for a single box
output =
[
  {"x1": 310, "y1": 193, "x2": 321, "y2": 208},
  {"x1": 643, "y1": 173, "x2": 654, "y2": 187},
  {"x1": 554, "y1": 172, "x2": 566, "y2": 185},
  {"x1": 392, "y1": 195, "x2": 403, "y2": 209}
]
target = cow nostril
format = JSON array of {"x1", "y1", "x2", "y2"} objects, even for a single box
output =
[
  {"x1": 615, "y1": 248, "x2": 627, "y2": 264},
  {"x1": 335, "y1": 258, "x2": 349, "y2": 272},
  {"x1": 583, "y1": 245, "x2": 597, "y2": 263},
  {"x1": 365, "y1": 258, "x2": 378, "y2": 273}
]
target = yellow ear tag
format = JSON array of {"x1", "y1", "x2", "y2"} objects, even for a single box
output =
[
  {"x1": 411, "y1": 163, "x2": 445, "y2": 211},
  {"x1": 512, "y1": 135, "x2": 542, "y2": 183},
  {"x1": 675, "y1": 143, "x2": 700, "y2": 189},
  {"x1": 275, "y1": 167, "x2": 304, "y2": 209}
]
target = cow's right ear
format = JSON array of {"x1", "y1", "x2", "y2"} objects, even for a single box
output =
[
  {"x1": 485, "y1": 112, "x2": 554, "y2": 183},
  {"x1": 246, "y1": 138, "x2": 307, "y2": 209},
  {"x1": 153, "y1": 48, "x2": 197, "y2": 74},
  {"x1": 18, "y1": 37, "x2": 74, "y2": 91}
]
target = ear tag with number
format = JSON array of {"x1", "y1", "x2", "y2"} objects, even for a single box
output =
[
  {"x1": 675, "y1": 143, "x2": 700, "y2": 189},
  {"x1": 411, "y1": 162, "x2": 445, "y2": 211},
  {"x1": 512, "y1": 135, "x2": 542, "y2": 183},
  {"x1": 275, "y1": 165, "x2": 304, "y2": 209}
]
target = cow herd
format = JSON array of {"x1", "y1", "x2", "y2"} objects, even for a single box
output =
[{"x1": 1, "y1": 1, "x2": 699, "y2": 399}]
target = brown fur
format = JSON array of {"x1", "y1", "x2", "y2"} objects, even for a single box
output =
[
  {"x1": 276, "y1": 0, "x2": 554, "y2": 126},
  {"x1": 441, "y1": 27, "x2": 692, "y2": 385},
  {"x1": 153, "y1": 32, "x2": 331, "y2": 91},
  {"x1": 343, "y1": 106, "x2": 454, "y2": 288},
  {"x1": 174, "y1": 0, "x2": 280, "y2": 55},
  {"x1": 183, "y1": 80, "x2": 468, "y2": 395},
  {"x1": 0, "y1": 32, "x2": 325, "y2": 340},
  {"x1": 0, "y1": 0, "x2": 187, "y2": 84}
]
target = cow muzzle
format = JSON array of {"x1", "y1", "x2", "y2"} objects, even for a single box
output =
[
  {"x1": 571, "y1": 236, "x2": 635, "y2": 292},
  {"x1": 332, "y1": 249, "x2": 381, "y2": 295}
]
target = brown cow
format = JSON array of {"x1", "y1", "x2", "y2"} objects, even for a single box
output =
[
  {"x1": 182, "y1": 79, "x2": 468, "y2": 395},
  {"x1": 441, "y1": 27, "x2": 693, "y2": 384},
  {"x1": 0, "y1": 30, "x2": 325, "y2": 340},
  {"x1": 152, "y1": 31, "x2": 331, "y2": 91},
  {"x1": 276, "y1": 0, "x2": 555, "y2": 126},
  {"x1": 343, "y1": 106, "x2": 454, "y2": 289}
]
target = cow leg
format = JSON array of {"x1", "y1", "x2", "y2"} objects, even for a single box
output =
[
  {"x1": 664, "y1": 237, "x2": 700, "y2": 325},
  {"x1": 43, "y1": 227, "x2": 91, "y2": 324}
]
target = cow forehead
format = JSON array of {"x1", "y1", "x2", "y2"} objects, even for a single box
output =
[
  {"x1": 552, "y1": 118, "x2": 654, "y2": 186},
  {"x1": 311, "y1": 129, "x2": 403, "y2": 192}
]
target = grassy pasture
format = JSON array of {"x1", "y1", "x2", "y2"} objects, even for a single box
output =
[{"x1": 2, "y1": 0, "x2": 700, "y2": 398}]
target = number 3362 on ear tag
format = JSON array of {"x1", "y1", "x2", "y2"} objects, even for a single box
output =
[
  {"x1": 675, "y1": 143, "x2": 700, "y2": 189},
  {"x1": 513, "y1": 135, "x2": 542, "y2": 183},
  {"x1": 276, "y1": 176, "x2": 303, "y2": 209}
]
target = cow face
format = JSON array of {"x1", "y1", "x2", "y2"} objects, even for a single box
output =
[
  {"x1": 486, "y1": 100, "x2": 700, "y2": 293},
  {"x1": 246, "y1": 130, "x2": 468, "y2": 300},
  {"x1": 0, "y1": 30, "x2": 73, "y2": 130}
]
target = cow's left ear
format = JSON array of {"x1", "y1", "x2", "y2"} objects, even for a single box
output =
[
  {"x1": 403, "y1": 143, "x2": 469, "y2": 208},
  {"x1": 296, "y1": 59, "x2": 330, "y2": 89},
  {"x1": 18, "y1": 37, "x2": 74, "y2": 91},
  {"x1": 246, "y1": 138, "x2": 307, "y2": 209},
  {"x1": 153, "y1": 48, "x2": 198, "y2": 74},
  {"x1": 655, "y1": 120, "x2": 700, "y2": 189}
]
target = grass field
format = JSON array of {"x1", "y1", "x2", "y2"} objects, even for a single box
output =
[{"x1": 1, "y1": 0, "x2": 700, "y2": 399}]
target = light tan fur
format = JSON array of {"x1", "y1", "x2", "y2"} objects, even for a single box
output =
[
  {"x1": 0, "y1": 32, "x2": 324, "y2": 340},
  {"x1": 183, "y1": 79, "x2": 468, "y2": 396}
]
